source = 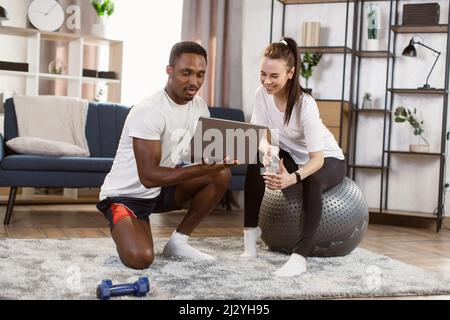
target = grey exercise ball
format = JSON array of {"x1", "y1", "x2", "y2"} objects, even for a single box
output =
[{"x1": 258, "y1": 177, "x2": 369, "y2": 257}]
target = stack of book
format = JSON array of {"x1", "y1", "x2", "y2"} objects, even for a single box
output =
[
  {"x1": 0, "y1": 61, "x2": 29, "y2": 72},
  {"x1": 82, "y1": 69, "x2": 117, "y2": 79},
  {"x1": 299, "y1": 22, "x2": 321, "y2": 47}
]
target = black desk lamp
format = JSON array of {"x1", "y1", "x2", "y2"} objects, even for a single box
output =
[
  {"x1": 0, "y1": 6, "x2": 9, "y2": 26},
  {"x1": 402, "y1": 37, "x2": 441, "y2": 89}
]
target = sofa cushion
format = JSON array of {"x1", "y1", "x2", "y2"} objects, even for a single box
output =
[
  {"x1": 230, "y1": 164, "x2": 248, "y2": 175},
  {"x1": 4, "y1": 99, "x2": 130, "y2": 158},
  {"x1": 1, "y1": 155, "x2": 113, "y2": 172},
  {"x1": 6, "y1": 137, "x2": 90, "y2": 157},
  {"x1": 86, "y1": 102, "x2": 130, "y2": 158}
]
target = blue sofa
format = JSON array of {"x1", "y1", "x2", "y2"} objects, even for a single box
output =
[{"x1": 0, "y1": 98, "x2": 247, "y2": 225}]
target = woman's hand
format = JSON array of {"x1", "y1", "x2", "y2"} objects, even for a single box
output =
[{"x1": 263, "y1": 159, "x2": 297, "y2": 190}]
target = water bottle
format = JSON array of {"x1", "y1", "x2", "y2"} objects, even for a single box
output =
[{"x1": 268, "y1": 153, "x2": 280, "y2": 174}]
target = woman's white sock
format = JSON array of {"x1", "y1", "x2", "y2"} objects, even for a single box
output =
[
  {"x1": 240, "y1": 227, "x2": 262, "y2": 258},
  {"x1": 273, "y1": 253, "x2": 307, "y2": 277},
  {"x1": 163, "y1": 231, "x2": 215, "y2": 260}
]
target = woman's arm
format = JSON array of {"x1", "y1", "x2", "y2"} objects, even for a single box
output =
[{"x1": 297, "y1": 151, "x2": 324, "y2": 180}]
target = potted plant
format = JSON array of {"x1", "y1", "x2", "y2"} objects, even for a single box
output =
[
  {"x1": 48, "y1": 58, "x2": 66, "y2": 75},
  {"x1": 91, "y1": 0, "x2": 115, "y2": 38},
  {"x1": 362, "y1": 92, "x2": 373, "y2": 108},
  {"x1": 394, "y1": 106, "x2": 429, "y2": 152},
  {"x1": 367, "y1": 3, "x2": 380, "y2": 51},
  {"x1": 300, "y1": 51, "x2": 322, "y2": 94}
]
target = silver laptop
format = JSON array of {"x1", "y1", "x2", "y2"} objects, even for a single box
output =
[{"x1": 188, "y1": 117, "x2": 268, "y2": 165}]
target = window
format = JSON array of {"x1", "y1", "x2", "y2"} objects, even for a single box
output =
[{"x1": 108, "y1": 0, "x2": 183, "y2": 106}]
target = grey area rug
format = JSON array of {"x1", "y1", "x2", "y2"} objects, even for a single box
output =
[{"x1": 0, "y1": 237, "x2": 449, "y2": 300}]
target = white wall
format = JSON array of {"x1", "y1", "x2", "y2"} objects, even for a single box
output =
[
  {"x1": 242, "y1": 0, "x2": 450, "y2": 215},
  {"x1": 0, "y1": 0, "x2": 183, "y2": 108},
  {"x1": 242, "y1": 0, "x2": 272, "y2": 121}
]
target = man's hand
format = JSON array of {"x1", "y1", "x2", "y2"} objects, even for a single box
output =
[
  {"x1": 203, "y1": 156, "x2": 240, "y2": 170},
  {"x1": 134, "y1": 138, "x2": 238, "y2": 188}
]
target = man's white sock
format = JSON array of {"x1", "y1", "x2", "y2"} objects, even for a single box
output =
[
  {"x1": 273, "y1": 253, "x2": 307, "y2": 277},
  {"x1": 163, "y1": 231, "x2": 215, "y2": 260},
  {"x1": 240, "y1": 227, "x2": 262, "y2": 258}
]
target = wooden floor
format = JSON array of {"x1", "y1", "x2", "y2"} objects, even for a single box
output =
[{"x1": 1, "y1": 203, "x2": 450, "y2": 300}]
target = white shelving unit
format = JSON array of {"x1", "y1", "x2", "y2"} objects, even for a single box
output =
[
  {"x1": 0, "y1": 26, "x2": 124, "y2": 200},
  {"x1": 0, "y1": 25, "x2": 123, "y2": 103}
]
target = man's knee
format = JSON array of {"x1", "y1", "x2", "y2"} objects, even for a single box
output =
[
  {"x1": 121, "y1": 247, "x2": 154, "y2": 270},
  {"x1": 212, "y1": 167, "x2": 232, "y2": 189}
]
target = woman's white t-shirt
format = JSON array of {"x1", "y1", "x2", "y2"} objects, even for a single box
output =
[
  {"x1": 251, "y1": 86, "x2": 345, "y2": 165},
  {"x1": 100, "y1": 89, "x2": 210, "y2": 200}
]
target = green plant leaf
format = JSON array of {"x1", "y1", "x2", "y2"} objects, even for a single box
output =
[
  {"x1": 91, "y1": 0, "x2": 114, "y2": 16},
  {"x1": 107, "y1": 4, "x2": 115, "y2": 16},
  {"x1": 300, "y1": 52, "x2": 322, "y2": 81},
  {"x1": 91, "y1": 0, "x2": 102, "y2": 15},
  {"x1": 394, "y1": 106, "x2": 425, "y2": 134}
]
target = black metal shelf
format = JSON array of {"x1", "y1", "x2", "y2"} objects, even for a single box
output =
[
  {"x1": 347, "y1": 0, "x2": 450, "y2": 232},
  {"x1": 279, "y1": 0, "x2": 353, "y2": 4},
  {"x1": 384, "y1": 150, "x2": 444, "y2": 157},
  {"x1": 317, "y1": 98, "x2": 352, "y2": 104},
  {"x1": 351, "y1": 109, "x2": 391, "y2": 114},
  {"x1": 354, "y1": 51, "x2": 393, "y2": 58},
  {"x1": 391, "y1": 25, "x2": 448, "y2": 34},
  {"x1": 349, "y1": 164, "x2": 388, "y2": 170},
  {"x1": 298, "y1": 46, "x2": 352, "y2": 54},
  {"x1": 387, "y1": 88, "x2": 448, "y2": 95},
  {"x1": 278, "y1": 0, "x2": 389, "y2": 4},
  {"x1": 369, "y1": 208, "x2": 437, "y2": 219},
  {"x1": 272, "y1": 0, "x2": 449, "y2": 232}
]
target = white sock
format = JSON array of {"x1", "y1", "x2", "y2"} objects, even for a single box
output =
[
  {"x1": 273, "y1": 253, "x2": 307, "y2": 277},
  {"x1": 163, "y1": 231, "x2": 215, "y2": 260},
  {"x1": 240, "y1": 227, "x2": 262, "y2": 258}
]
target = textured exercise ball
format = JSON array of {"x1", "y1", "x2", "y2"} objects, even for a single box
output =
[{"x1": 258, "y1": 177, "x2": 369, "y2": 257}]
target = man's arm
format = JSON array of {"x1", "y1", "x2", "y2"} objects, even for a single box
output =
[{"x1": 133, "y1": 138, "x2": 233, "y2": 188}]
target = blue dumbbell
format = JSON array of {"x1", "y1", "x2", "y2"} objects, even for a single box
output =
[{"x1": 97, "y1": 277, "x2": 150, "y2": 300}]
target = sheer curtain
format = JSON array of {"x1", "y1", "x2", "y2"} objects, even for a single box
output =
[{"x1": 182, "y1": 0, "x2": 243, "y2": 109}]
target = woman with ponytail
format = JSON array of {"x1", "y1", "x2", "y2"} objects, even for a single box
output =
[{"x1": 241, "y1": 37, "x2": 346, "y2": 277}]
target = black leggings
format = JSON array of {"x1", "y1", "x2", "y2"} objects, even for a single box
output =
[{"x1": 244, "y1": 149, "x2": 346, "y2": 257}]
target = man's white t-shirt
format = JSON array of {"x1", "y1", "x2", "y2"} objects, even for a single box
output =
[
  {"x1": 251, "y1": 86, "x2": 345, "y2": 165},
  {"x1": 100, "y1": 89, "x2": 210, "y2": 200}
]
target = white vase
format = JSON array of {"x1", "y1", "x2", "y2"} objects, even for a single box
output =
[
  {"x1": 362, "y1": 97, "x2": 373, "y2": 109},
  {"x1": 91, "y1": 16, "x2": 109, "y2": 38},
  {"x1": 409, "y1": 144, "x2": 429, "y2": 153},
  {"x1": 409, "y1": 131, "x2": 430, "y2": 153},
  {"x1": 367, "y1": 39, "x2": 379, "y2": 51}
]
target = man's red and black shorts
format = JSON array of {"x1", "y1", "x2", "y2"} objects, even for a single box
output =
[{"x1": 96, "y1": 186, "x2": 181, "y2": 229}]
